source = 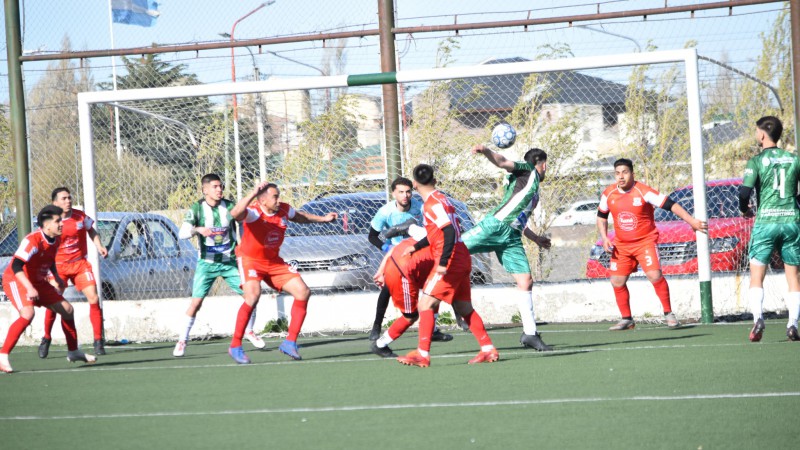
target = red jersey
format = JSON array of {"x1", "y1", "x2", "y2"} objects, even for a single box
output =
[
  {"x1": 56, "y1": 209, "x2": 95, "y2": 264},
  {"x1": 599, "y1": 181, "x2": 667, "y2": 244},
  {"x1": 3, "y1": 229, "x2": 60, "y2": 285},
  {"x1": 237, "y1": 202, "x2": 295, "y2": 260},
  {"x1": 422, "y1": 190, "x2": 471, "y2": 271},
  {"x1": 390, "y1": 238, "x2": 435, "y2": 284}
]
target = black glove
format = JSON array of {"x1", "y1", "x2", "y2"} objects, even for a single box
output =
[{"x1": 383, "y1": 218, "x2": 417, "y2": 240}]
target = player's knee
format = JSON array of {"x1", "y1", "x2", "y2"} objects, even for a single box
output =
[
  {"x1": 20, "y1": 306, "x2": 35, "y2": 321},
  {"x1": 403, "y1": 311, "x2": 419, "y2": 321}
]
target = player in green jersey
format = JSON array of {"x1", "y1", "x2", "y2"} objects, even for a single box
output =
[
  {"x1": 463, "y1": 144, "x2": 554, "y2": 351},
  {"x1": 172, "y1": 174, "x2": 263, "y2": 356},
  {"x1": 740, "y1": 116, "x2": 800, "y2": 342}
]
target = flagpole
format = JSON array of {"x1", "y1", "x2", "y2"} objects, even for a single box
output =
[{"x1": 108, "y1": 0, "x2": 123, "y2": 160}]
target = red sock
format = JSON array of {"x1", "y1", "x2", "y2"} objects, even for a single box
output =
[
  {"x1": 231, "y1": 303, "x2": 253, "y2": 348},
  {"x1": 461, "y1": 309, "x2": 493, "y2": 347},
  {"x1": 613, "y1": 285, "x2": 632, "y2": 318},
  {"x1": 652, "y1": 277, "x2": 672, "y2": 314},
  {"x1": 61, "y1": 317, "x2": 78, "y2": 351},
  {"x1": 418, "y1": 309, "x2": 434, "y2": 352},
  {"x1": 387, "y1": 316, "x2": 412, "y2": 340},
  {"x1": 89, "y1": 303, "x2": 103, "y2": 340},
  {"x1": 43, "y1": 307, "x2": 56, "y2": 340},
  {"x1": 1, "y1": 316, "x2": 32, "y2": 354},
  {"x1": 286, "y1": 299, "x2": 308, "y2": 342}
]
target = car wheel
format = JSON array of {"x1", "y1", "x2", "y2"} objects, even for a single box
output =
[{"x1": 101, "y1": 282, "x2": 116, "y2": 301}]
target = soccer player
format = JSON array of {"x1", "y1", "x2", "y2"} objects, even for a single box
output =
[
  {"x1": 740, "y1": 116, "x2": 800, "y2": 342},
  {"x1": 227, "y1": 181, "x2": 337, "y2": 364},
  {"x1": 39, "y1": 187, "x2": 109, "y2": 357},
  {"x1": 462, "y1": 145, "x2": 554, "y2": 351},
  {"x1": 397, "y1": 164, "x2": 498, "y2": 367},
  {"x1": 368, "y1": 176, "x2": 452, "y2": 342},
  {"x1": 597, "y1": 158, "x2": 707, "y2": 330},
  {"x1": 172, "y1": 174, "x2": 263, "y2": 357},
  {"x1": 1, "y1": 205, "x2": 96, "y2": 373}
]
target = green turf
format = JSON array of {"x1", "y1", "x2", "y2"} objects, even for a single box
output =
[{"x1": 1, "y1": 320, "x2": 798, "y2": 449}]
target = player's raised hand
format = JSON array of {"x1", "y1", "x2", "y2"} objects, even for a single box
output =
[
  {"x1": 322, "y1": 212, "x2": 338, "y2": 222},
  {"x1": 471, "y1": 144, "x2": 490, "y2": 155},
  {"x1": 254, "y1": 180, "x2": 272, "y2": 194}
]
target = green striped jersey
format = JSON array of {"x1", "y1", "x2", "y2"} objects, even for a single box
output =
[
  {"x1": 743, "y1": 147, "x2": 800, "y2": 223},
  {"x1": 489, "y1": 161, "x2": 541, "y2": 231},
  {"x1": 183, "y1": 199, "x2": 238, "y2": 263}
]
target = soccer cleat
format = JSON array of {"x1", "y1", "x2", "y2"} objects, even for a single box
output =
[
  {"x1": 431, "y1": 329, "x2": 454, "y2": 342},
  {"x1": 228, "y1": 346, "x2": 250, "y2": 364},
  {"x1": 0, "y1": 353, "x2": 13, "y2": 373},
  {"x1": 468, "y1": 348, "x2": 500, "y2": 364},
  {"x1": 93, "y1": 339, "x2": 107, "y2": 356},
  {"x1": 173, "y1": 340, "x2": 186, "y2": 357},
  {"x1": 609, "y1": 319, "x2": 636, "y2": 331},
  {"x1": 749, "y1": 318, "x2": 765, "y2": 342},
  {"x1": 279, "y1": 340, "x2": 302, "y2": 360},
  {"x1": 520, "y1": 332, "x2": 552, "y2": 351},
  {"x1": 244, "y1": 330, "x2": 266, "y2": 349},
  {"x1": 397, "y1": 350, "x2": 430, "y2": 368},
  {"x1": 66, "y1": 350, "x2": 97, "y2": 364},
  {"x1": 787, "y1": 325, "x2": 799, "y2": 342},
  {"x1": 368, "y1": 327, "x2": 381, "y2": 341},
  {"x1": 38, "y1": 337, "x2": 51, "y2": 359},
  {"x1": 370, "y1": 341, "x2": 397, "y2": 358},
  {"x1": 664, "y1": 312, "x2": 681, "y2": 329}
]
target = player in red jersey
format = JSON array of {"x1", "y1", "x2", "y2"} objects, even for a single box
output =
[
  {"x1": 227, "y1": 181, "x2": 338, "y2": 364},
  {"x1": 1, "y1": 206, "x2": 96, "y2": 373},
  {"x1": 38, "y1": 187, "x2": 109, "y2": 357},
  {"x1": 397, "y1": 164, "x2": 498, "y2": 367},
  {"x1": 597, "y1": 158, "x2": 707, "y2": 331}
]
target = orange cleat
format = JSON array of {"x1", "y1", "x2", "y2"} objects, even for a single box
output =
[
  {"x1": 397, "y1": 350, "x2": 430, "y2": 368},
  {"x1": 468, "y1": 348, "x2": 499, "y2": 364}
]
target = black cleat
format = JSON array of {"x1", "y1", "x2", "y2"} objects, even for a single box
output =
[
  {"x1": 787, "y1": 325, "x2": 799, "y2": 342},
  {"x1": 38, "y1": 337, "x2": 51, "y2": 359},
  {"x1": 749, "y1": 318, "x2": 765, "y2": 342},
  {"x1": 370, "y1": 341, "x2": 398, "y2": 358},
  {"x1": 431, "y1": 329, "x2": 454, "y2": 342},
  {"x1": 369, "y1": 328, "x2": 381, "y2": 341},
  {"x1": 520, "y1": 332, "x2": 552, "y2": 351},
  {"x1": 93, "y1": 339, "x2": 107, "y2": 356}
]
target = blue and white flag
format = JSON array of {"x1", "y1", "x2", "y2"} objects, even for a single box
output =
[{"x1": 112, "y1": 0, "x2": 160, "y2": 27}]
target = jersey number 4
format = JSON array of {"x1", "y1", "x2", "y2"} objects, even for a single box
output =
[{"x1": 773, "y1": 167, "x2": 787, "y2": 199}]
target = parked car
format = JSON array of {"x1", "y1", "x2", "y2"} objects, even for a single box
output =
[
  {"x1": 586, "y1": 178, "x2": 779, "y2": 278},
  {"x1": 552, "y1": 199, "x2": 608, "y2": 227},
  {"x1": 0, "y1": 212, "x2": 196, "y2": 301},
  {"x1": 278, "y1": 191, "x2": 493, "y2": 292}
]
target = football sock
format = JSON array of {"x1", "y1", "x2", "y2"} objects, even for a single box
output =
[
  {"x1": 785, "y1": 291, "x2": 800, "y2": 328},
  {"x1": 387, "y1": 315, "x2": 411, "y2": 341},
  {"x1": 652, "y1": 277, "x2": 672, "y2": 313},
  {"x1": 417, "y1": 309, "x2": 435, "y2": 353},
  {"x1": 180, "y1": 316, "x2": 195, "y2": 342},
  {"x1": 517, "y1": 289, "x2": 537, "y2": 334},
  {"x1": 246, "y1": 306, "x2": 257, "y2": 333},
  {"x1": 1, "y1": 316, "x2": 32, "y2": 354},
  {"x1": 462, "y1": 309, "x2": 493, "y2": 348},
  {"x1": 89, "y1": 303, "x2": 103, "y2": 340},
  {"x1": 613, "y1": 285, "x2": 631, "y2": 318},
  {"x1": 749, "y1": 287, "x2": 764, "y2": 322},
  {"x1": 287, "y1": 299, "x2": 308, "y2": 342},
  {"x1": 43, "y1": 307, "x2": 56, "y2": 340},
  {"x1": 372, "y1": 287, "x2": 390, "y2": 330},
  {"x1": 61, "y1": 317, "x2": 79, "y2": 351},
  {"x1": 231, "y1": 303, "x2": 253, "y2": 348}
]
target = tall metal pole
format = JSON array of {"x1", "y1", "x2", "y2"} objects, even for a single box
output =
[
  {"x1": 107, "y1": 0, "x2": 123, "y2": 160},
  {"x1": 244, "y1": 47, "x2": 267, "y2": 182},
  {"x1": 790, "y1": 0, "x2": 800, "y2": 149},
  {"x1": 4, "y1": 0, "x2": 32, "y2": 237},
  {"x1": 378, "y1": 0, "x2": 401, "y2": 186}
]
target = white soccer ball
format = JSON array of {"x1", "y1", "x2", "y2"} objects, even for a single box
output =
[{"x1": 491, "y1": 123, "x2": 516, "y2": 149}]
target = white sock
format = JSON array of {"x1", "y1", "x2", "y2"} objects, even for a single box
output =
[
  {"x1": 749, "y1": 287, "x2": 764, "y2": 322},
  {"x1": 376, "y1": 332, "x2": 394, "y2": 348},
  {"x1": 417, "y1": 348, "x2": 429, "y2": 357},
  {"x1": 180, "y1": 316, "x2": 195, "y2": 342},
  {"x1": 785, "y1": 291, "x2": 800, "y2": 328},
  {"x1": 517, "y1": 289, "x2": 537, "y2": 335},
  {"x1": 481, "y1": 344, "x2": 495, "y2": 352},
  {"x1": 246, "y1": 306, "x2": 257, "y2": 333}
]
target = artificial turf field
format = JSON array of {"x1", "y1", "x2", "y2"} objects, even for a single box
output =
[{"x1": 0, "y1": 320, "x2": 797, "y2": 449}]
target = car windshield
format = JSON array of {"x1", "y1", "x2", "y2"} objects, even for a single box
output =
[
  {"x1": 654, "y1": 184, "x2": 742, "y2": 221},
  {"x1": 95, "y1": 220, "x2": 120, "y2": 248}
]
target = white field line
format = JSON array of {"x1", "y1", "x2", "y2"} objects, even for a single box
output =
[{"x1": 2, "y1": 391, "x2": 798, "y2": 421}]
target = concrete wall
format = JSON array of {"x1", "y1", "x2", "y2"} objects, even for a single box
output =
[{"x1": 1, "y1": 271, "x2": 789, "y2": 346}]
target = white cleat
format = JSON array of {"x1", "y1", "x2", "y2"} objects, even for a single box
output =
[
  {"x1": 244, "y1": 330, "x2": 266, "y2": 349},
  {"x1": 0, "y1": 353, "x2": 13, "y2": 373},
  {"x1": 66, "y1": 350, "x2": 97, "y2": 364},
  {"x1": 173, "y1": 340, "x2": 186, "y2": 357}
]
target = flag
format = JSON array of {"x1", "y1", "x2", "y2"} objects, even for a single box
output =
[{"x1": 111, "y1": 0, "x2": 160, "y2": 27}]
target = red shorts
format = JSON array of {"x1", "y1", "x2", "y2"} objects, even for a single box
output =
[
  {"x1": 3, "y1": 279, "x2": 64, "y2": 311},
  {"x1": 609, "y1": 240, "x2": 661, "y2": 276},
  {"x1": 385, "y1": 261, "x2": 418, "y2": 314},
  {"x1": 53, "y1": 259, "x2": 96, "y2": 292},
  {"x1": 422, "y1": 268, "x2": 471, "y2": 304},
  {"x1": 237, "y1": 256, "x2": 301, "y2": 292}
]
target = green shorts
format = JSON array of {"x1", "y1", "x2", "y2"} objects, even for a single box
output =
[
  {"x1": 192, "y1": 260, "x2": 243, "y2": 298},
  {"x1": 462, "y1": 215, "x2": 530, "y2": 274},
  {"x1": 748, "y1": 222, "x2": 800, "y2": 266}
]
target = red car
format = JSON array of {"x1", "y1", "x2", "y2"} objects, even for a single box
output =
[{"x1": 586, "y1": 178, "x2": 777, "y2": 278}]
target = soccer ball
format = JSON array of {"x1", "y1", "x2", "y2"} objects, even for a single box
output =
[{"x1": 491, "y1": 123, "x2": 516, "y2": 149}]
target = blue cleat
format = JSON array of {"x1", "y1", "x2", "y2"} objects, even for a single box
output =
[
  {"x1": 228, "y1": 346, "x2": 250, "y2": 364},
  {"x1": 279, "y1": 340, "x2": 302, "y2": 360}
]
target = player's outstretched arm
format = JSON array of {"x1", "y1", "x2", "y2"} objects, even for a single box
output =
[
  {"x1": 522, "y1": 226, "x2": 551, "y2": 249},
  {"x1": 292, "y1": 210, "x2": 338, "y2": 224},
  {"x1": 231, "y1": 181, "x2": 270, "y2": 222},
  {"x1": 668, "y1": 202, "x2": 708, "y2": 234},
  {"x1": 472, "y1": 144, "x2": 516, "y2": 172}
]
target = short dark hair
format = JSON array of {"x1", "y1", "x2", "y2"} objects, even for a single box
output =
[
  {"x1": 201, "y1": 173, "x2": 222, "y2": 185},
  {"x1": 524, "y1": 148, "x2": 547, "y2": 166},
  {"x1": 756, "y1": 116, "x2": 783, "y2": 143},
  {"x1": 391, "y1": 177, "x2": 413, "y2": 191},
  {"x1": 412, "y1": 164, "x2": 435, "y2": 186},
  {"x1": 51, "y1": 187, "x2": 70, "y2": 201},
  {"x1": 258, "y1": 183, "x2": 279, "y2": 196},
  {"x1": 37, "y1": 205, "x2": 63, "y2": 227},
  {"x1": 614, "y1": 158, "x2": 634, "y2": 171}
]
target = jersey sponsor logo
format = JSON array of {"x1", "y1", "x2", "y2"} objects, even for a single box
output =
[
  {"x1": 206, "y1": 244, "x2": 229, "y2": 254},
  {"x1": 209, "y1": 227, "x2": 227, "y2": 245},
  {"x1": 632, "y1": 197, "x2": 642, "y2": 207},
  {"x1": 617, "y1": 211, "x2": 638, "y2": 231},
  {"x1": 287, "y1": 260, "x2": 299, "y2": 273},
  {"x1": 744, "y1": 168, "x2": 754, "y2": 176},
  {"x1": 266, "y1": 231, "x2": 282, "y2": 247}
]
